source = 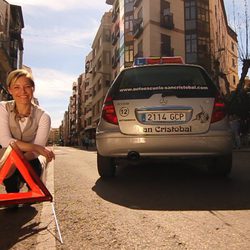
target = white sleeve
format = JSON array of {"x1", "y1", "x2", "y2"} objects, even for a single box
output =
[
  {"x1": 0, "y1": 102, "x2": 16, "y2": 148},
  {"x1": 33, "y1": 112, "x2": 51, "y2": 147}
]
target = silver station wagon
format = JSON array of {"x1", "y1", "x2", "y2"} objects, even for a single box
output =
[{"x1": 96, "y1": 57, "x2": 233, "y2": 178}]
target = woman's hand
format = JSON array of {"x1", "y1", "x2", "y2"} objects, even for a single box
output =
[
  {"x1": 34, "y1": 144, "x2": 55, "y2": 162},
  {"x1": 14, "y1": 140, "x2": 55, "y2": 162}
]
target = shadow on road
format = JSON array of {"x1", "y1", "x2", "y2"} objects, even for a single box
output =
[
  {"x1": 0, "y1": 206, "x2": 46, "y2": 250},
  {"x1": 92, "y1": 153, "x2": 250, "y2": 211}
]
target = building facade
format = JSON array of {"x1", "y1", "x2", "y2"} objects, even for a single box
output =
[
  {"x1": 107, "y1": 0, "x2": 238, "y2": 94},
  {"x1": 0, "y1": 1, "x2": 24, "y2": 100}
]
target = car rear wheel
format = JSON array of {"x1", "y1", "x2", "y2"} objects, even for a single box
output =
[
  {"x1": 97, "y1": 153, "x2": 116, "y2": 178},
  {"x1": 207, "y1": 154, "x2": 232, "y2": 177}
]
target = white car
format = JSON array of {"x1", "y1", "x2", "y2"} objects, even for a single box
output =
[{"x1": 96, "y1": 57, "x2": 233, "y2": 178}]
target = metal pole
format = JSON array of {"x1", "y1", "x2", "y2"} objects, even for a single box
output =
[{"x1": 51, "y1": 202, "x2": 63, "y2": 244}]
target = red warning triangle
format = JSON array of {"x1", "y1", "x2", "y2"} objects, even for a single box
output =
[{"x1": 0, "y1": 142, "x2": 53, "y2": 206}]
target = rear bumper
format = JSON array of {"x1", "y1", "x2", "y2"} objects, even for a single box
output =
[{"x1": 96, "y1": 131, "x2": 233, "y2": 157}]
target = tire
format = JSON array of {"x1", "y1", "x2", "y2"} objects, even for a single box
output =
[
  {"x1": 97, "y1": 153, "x2": 116, "y2": 178},
  {"x1": 207, "y1": 154, "x2": 232, "y2": 177}
]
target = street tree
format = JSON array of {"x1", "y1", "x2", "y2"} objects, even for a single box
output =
[{"x1": 228, "y1": 0, "x2": 250, "y2": 117}]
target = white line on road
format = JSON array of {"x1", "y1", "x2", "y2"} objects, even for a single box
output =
[{"x1": 35, "y1": 159, "x2": 56, "y2": 250}]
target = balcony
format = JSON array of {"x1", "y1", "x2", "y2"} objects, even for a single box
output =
[
  {"x1": 160, "y1": 13, "x2": 174, "y2": 30},
  {"x1": 134, "y1": 0, "x2": 142, "y2": 7},
  {"x1": 106, "y1": 0, "x2": 115, "y2": 4},
  {"x1": 112, "y1": 10, "x2": 118, "y2": 23},
  {"x1": 0, "y1": 40, "x2": 11, "y2": 72},
  {"x1": 112, "y1": 56, "x2": 117, "y2": 68},
  {"x1": 133, "y1": 18, "x2": 143, "y2": 38},
  {"x1": 111, "y1": 32, "x2": 118, "y2": 45}
]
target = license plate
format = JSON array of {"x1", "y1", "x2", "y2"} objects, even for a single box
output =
[{"x1": 145, "y1": 112, "x2": 186, "y2": 122}]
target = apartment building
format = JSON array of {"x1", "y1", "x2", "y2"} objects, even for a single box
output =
[
  {"x1": 133, "y1": 0, "x2": 185, "y2": 60},
  {"x1": 209, "y1": 0, "x2": 238, "y2": 93},
  {"x1": 61, "y1": 110, "x2": 70, "y2": 146},
  {"x1": 106, "y1": 0, "x2": 238, "y2": 94},
  {"x1": 0, "y1": 1, "x2": 24, "y2": 100},
  {"x1": 81, "y1": 12, "x2": 112, "y2": 142}
]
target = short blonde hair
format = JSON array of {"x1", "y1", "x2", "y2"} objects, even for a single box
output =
[{"x1": 7, "y1": 69, "x2": 35, "y2": 88}]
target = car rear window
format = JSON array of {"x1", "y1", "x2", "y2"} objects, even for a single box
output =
[{"x1": 110, "y1": 65, "x2": 218, "y2": 99}]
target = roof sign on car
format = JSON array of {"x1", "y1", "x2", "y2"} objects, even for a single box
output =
[{"x1": 133, "y1": 56, "x2": 184, "y2": 66}]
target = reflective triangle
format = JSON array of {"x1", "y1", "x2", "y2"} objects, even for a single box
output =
[{"x1": 0, "y1": 142, "x2": 52, "y2": 206}]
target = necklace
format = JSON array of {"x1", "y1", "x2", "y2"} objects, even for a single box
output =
[
  {"x1": 16, "y1": 111, "x2": 30, "y2": 123},
  {"x1": 14, "y1": 105, "x2": 31, "y2": 122}
]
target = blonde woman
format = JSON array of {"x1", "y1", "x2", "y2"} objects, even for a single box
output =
[{"x1": 0, "y1": 69, "x2": 54, "y2": 199}]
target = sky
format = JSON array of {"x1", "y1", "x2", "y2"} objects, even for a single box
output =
[{"x1": 7, "y1": 0, "x2": 248, "y2": 128}]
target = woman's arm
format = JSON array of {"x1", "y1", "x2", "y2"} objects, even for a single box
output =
[
  {"x1": 0, "y1": 102, "x2": 16, "y2": 147},
  {"x1": 23, "y1": 112, "x2": 54, "y2": 161},
  {"x1": 33, "y1": 112, "x2": 51, "y2": 147}
]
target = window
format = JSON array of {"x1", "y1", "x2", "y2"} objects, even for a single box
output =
[
  {"x1": 104, "y1": 51, "x2": 111, "y2": 65},
  {"x1": 185, "y1": 1, "x2": 196, "y2": 30},
  {"x1": 97, "y1": 58, "x2": 102, "y2": 69},
  {"x1": 125, "y1": 45, "x2": 134, "y2": 64},
  {"x1": 161, "y1": 34, "x2": 172, "y2": 56},
  {"x1": 232, "y1": 58, "x2": 236, "y2": 68},
  {"x1": 186, "y1": 34, "x2": 197, "y2": 63},
  {"x1": 161, "y1": 0, "x2": 170, "y2": 15},
  {"x1": 231, "y1": 42, "x2": 235, "y2": 52},
  {"x1": 233, "y1": 75, "x2": 236, "y2": 86},
  {"x1": 125, "y1": 14, "x2": 133, "y2": 34},
  {"x1": 103, "y1": 29, "x2": 111, "y2": 42},
  {"x1": 98, "y1": 78, "x2": 102, "y2": 91},
  {"x1": 137, "y1": 40, "x2": 143, "y2": 57}
]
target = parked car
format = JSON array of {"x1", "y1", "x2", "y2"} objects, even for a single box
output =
[{"x1": 96, "y1": 57, "x2": 233, "y2": 178}]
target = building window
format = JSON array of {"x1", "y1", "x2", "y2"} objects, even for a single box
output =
[
  {"x1": 125, "y1": 14, "x2": 134, "y2": 34},
  {"x1": 92, "y1": 104, "x2": 96, "y2": 116},
  {"x1": 104, "y1": 51, "x2": 111, "y2": 65},
  {"x1": 233, "y1": 75, "x2": 236, "y2": 85},
  {"x1": 125, "y1": 45, "x2": 134, "y2": 64},
  {"x1": 185, "y1": 1, "x2": 196, "y2": 30},
  {"x1": 97, "y1": 78, "x2": 102, "y2": 91},
  {"x1": 161, "y1": 34, "x2": 173, "y2": 56},
  {"x1": 231, "y1": 42, "x2": 235, "y2": 52},
  {"x1": 103, "y1": 29, "x2": 111, "y2": 42},
  {"x1": 186, "y1": 34, "x2": 197, "y2": 63},
  {"x1": 97, "y1": 57, "x2": 102, "y2": 69},
  {"x1": 232, "y1": 58, "x2": 236, "y2": 68},
  {"x1": 137, "y1": 40, "x2": 143, "y2": 57},
  {"x1": 160, "y1": 0, "x2": 174, "y2": 29},
  {"x1": 161, "y1": 0, "x2": 170, "y2": 15}
]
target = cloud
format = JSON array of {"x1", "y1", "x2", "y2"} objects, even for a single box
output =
[
  {"x1": 23, "y1": 22, "x2": 98, "y2": 50},
  {"x1": 31, "y1": 67, "x2": 76, "y2": 127},
  {"x1": 9, "y1": 0, "x2": 111, "y2": 12},
  {"x1": 32, "y1": 67, "x2": 75, "y2": 100}
]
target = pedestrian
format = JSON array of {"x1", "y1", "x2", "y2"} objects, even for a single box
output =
[
  {"x1": 84, "y1": 136, "x2": 89, "y2": 150},
  {"x1": 229, "y1": 114, "x2": 241, "y2": 149},
  {"x1": 0, "y1": 69, "x2": 55, "y2": 209},
  {"x1": 240, "y1": 118, "x2": 249, "y2": 146}
]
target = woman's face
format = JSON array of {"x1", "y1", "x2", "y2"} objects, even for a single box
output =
[{"x1": 8, "y1": 76, "x2": 34, "y2": 105}]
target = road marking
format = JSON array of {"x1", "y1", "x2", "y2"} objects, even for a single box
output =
[{"x1": 35, "y1": 160, "x2": 56, "y2": 250}]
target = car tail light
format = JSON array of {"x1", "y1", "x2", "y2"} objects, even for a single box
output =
[
  {"x1": 211, "y1": 94, "x2": 226, "y2": 123},
  {"x1": 102, "y1": 96, "x2": 118, "y2": 125}
]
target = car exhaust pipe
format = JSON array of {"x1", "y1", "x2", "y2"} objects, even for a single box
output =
[{"x1": 127, "y1": 151, "x2": 140, "y2": 161}]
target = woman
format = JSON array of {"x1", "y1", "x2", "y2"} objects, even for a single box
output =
[{"x1": 0, "y1": 69, "x2": 55, "y2": 195}]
